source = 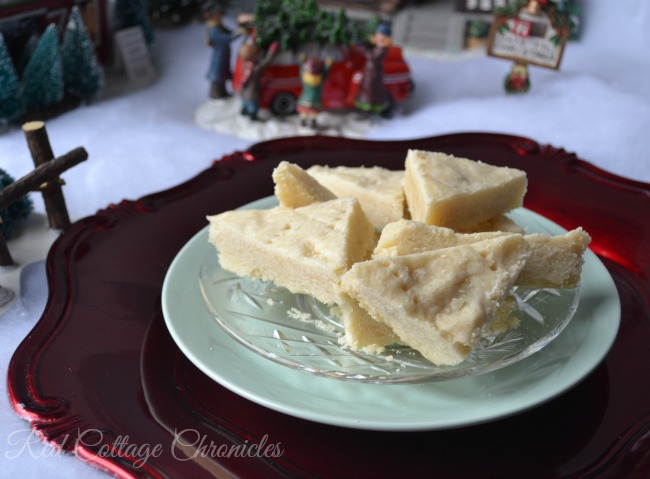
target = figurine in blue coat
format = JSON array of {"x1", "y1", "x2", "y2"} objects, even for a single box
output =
[{"x1": 205, "y1": 9, "x2": 234, "y2": 99}]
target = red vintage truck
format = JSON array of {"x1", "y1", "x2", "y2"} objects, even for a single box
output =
[{"x1": 231, "y1": 43, "x2": 413, "y2": 115}]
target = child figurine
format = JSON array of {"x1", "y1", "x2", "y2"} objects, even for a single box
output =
[
  {"x1": 204, "y1": 7, "x2": 234, "y2": 99},
  {"x1": 355, "y1": 22, "x2": 393, "y2": 118},
  {"x1": 238, "y1": 41, "x2": 279, "y2": 120},
  {"x1": 297, "y1": 55, "x2": 331, "y2": 129},
  {"x1": 504, "y1": 62, "x2": 530, "y2": 93}
]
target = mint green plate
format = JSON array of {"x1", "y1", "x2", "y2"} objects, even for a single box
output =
[{"x1": 162, "y1": 205, "x2": 620, "y2": 431}]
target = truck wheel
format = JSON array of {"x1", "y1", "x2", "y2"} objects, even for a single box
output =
[{"x1": 270, "y1": 92, "x2": 297, "y2": 116}]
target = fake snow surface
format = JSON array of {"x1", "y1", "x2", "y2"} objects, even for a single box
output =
[
  {"x1": 195, "y1": 97, "x2": 375, "y2": 140},
  {"x1": 0, "y1": 215, "x2": 58, "y2": 315}
]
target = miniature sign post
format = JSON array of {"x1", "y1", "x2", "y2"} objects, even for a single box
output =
[
  {"x1": 486, "y1": 0, "x2": 571, "y2": 93},
  {"x1": 114, "y1": 26, "x2": 157, "y2": 85},
  {"x1": 0, "y1": 122, "x2": 88, "y2": 265}
]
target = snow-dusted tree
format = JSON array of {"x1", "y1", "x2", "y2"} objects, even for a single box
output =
[
  {"x1": 62, "y1": 7, "x2": 104, "y2": 101},
  {"x1": 17, "y1": 33, "x2": 39, "y2": 77},
  {"x1": 114, "y1": 0, "x2": 155, "y2": 45},
  {"x1": 0, "y1": 33, "x2": 25, "y2": 127},
  {"x1": 0, "y1": 168, "x2": 33, "y2": 240},
  {"x1": 22, "y1": 24, "x2": 64, "y2": 111}
]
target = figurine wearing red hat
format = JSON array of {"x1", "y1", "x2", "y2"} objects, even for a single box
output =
[{"x1": 297, "y1": 54, "x2": 332, "y2": 128}]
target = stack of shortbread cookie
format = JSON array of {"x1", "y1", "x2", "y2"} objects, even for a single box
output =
[{"x1": 207, "y1": 150, "x2": 590, "y2": 366}]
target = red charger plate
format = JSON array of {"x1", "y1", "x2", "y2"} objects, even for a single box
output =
[{"x1": 8, "y1": 133, "x2": 650, "y2": 478}]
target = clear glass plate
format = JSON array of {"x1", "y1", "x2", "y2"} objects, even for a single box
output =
[{"x1": 197, "y1": 198, "x2": 581, "y2": 384}]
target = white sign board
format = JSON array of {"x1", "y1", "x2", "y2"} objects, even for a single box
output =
[{"x1": 114, "y1": 26, "x2": 157, "y2": 84}]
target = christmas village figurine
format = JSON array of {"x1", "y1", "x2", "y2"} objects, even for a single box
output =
[
  {"x1": 238, "y1": 40, "x2": 279, "y2": 120},
  {"x1": 355, "y1": 22, "x2": 394, "y2": 118},
  {"x1": 203, "y1": 0, "x2": 241, "y2": 99},
  {"x1": 297, "y1": 55, "x2": 332, "y2": 128},
  {"x1": 487, "y1": 0, "x2": 572, "y2": 93},
  {"x1": 204, "y1": 7, "x2": 233, "y2": 99},
  {"x1": 505, "y1": 61, "x2": 530, "y2": 93}
]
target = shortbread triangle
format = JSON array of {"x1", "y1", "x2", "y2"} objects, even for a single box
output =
[
  {"x1": 207, "y1": 197, "x2": 376, "y2": 305},
  {"x1": 403, "y1": 150, "x2": 527, "y2": 231},
  {"x1": 341, "y1": 235, "x2": 530, "y2": 365},
  {"x1": 373, "y1": 219, "x2": 590, "y2": 289},
  {"x1": 273, "y1": 161, "x2": 336, "y2": 208},
  {"x1": 307, "y1": 165, "x2": 405, "y2": 229}
]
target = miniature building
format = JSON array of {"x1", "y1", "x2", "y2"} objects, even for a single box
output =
[
  {"x1": 392, "y1": 0, "x2": 578, "y2": 56},
  {"x1": 317, "y1": 0, "x2": 405, "y2": 21},
  {"x1": 0, "y1": 0, "x2": 110, "y2": 66},
  {"x1": 392, "y1": 0, "x2": 462, "y2": 54},
  {"x1": 392, "y1": 0, "x2": 510, "y2": 54},
  {"x1": 452, "y1": 0, "x2": 510, "y2": 49}
]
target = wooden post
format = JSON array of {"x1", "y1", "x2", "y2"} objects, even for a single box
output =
[
  {"x1": 0, "y1": 125, "x2": 88, "y2": 266},
  {"x1": 0, "y1": 148, "x2": 87, "y2": 266},
  {"x1": 22, "y1": 121, "x2": 71, "y2": 230},
  {"x1": 0, "y1": 147, "x2": 88, "y2": 212}
]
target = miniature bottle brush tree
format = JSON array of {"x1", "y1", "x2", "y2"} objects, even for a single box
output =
[
  {"x1": 0, "y1": 169, "x2": 33, "y2": 244},
  {"x1": 22, "y1": 24, "x2": 65, "y2": 111},
  {"x1": 62, "y1": 7, "x2": 105, "y2": 101},
  {"x1": 0, "y1": 33, "x2": 24, "y2": 128},
  {"x1": 0, "y1": 7, "x2": 104, "y2": 128}
]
